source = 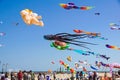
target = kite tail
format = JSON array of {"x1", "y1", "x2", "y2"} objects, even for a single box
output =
[{"x1": 68, "y1": 48, "x2": 86, "y2": 55}]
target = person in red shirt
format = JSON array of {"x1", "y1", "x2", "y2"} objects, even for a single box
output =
[{"x1": 17, "y1": 70, "x2": 23, "y2": 80}]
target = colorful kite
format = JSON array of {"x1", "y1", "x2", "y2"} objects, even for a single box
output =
[
  {"x1": 106, "y1": 44, "x2": 120, "y2": 50},
  {"x1": 60, "y1": 3, "x2": 93, "y2": 10},
  {"x1": 59, "y1": 60, "x2": 75, "y2": 73},
  {"x1": 80, "y1": 6, "x2": 94, "y2": 10},
  {"x1": 97, "y1": 61, "x2": 120, "y2": 74},
  {"x1": 44, "y1": 33, "x2": 97, "y2": 50},
  {"x1": 67, "y1": 56, "x2": 72, "y2": 62},
  {"x1": 20, "y1": 9, "x2": 44, "y2": 26},
  {"x1": 71, "y1": 49, "x2": 110, "y2": 60},
  {"x1": 50, "y1": 41, "x2": 69, "y2": 50},
  {"x1": 74, "y1": 29, "x2": 108, "y2": 40},
  {"x1": 96, "y1": 61, "x2": 120, "y2": 69},
  {"x1": 109, "y1": 23, "x2": 120, "y2": 30},
  {"x1": 73, "y1": 29, "x2": 100, "y2": 37}
]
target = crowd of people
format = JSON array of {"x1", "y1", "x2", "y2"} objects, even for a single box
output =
[
  {"x1": 0, "y1": 70, "x2": 47, "y2": 80},
  {"x1": 0, "y1": 70, "x2": 120, "y2": 80},
  {"x1": 74, "y1": 71, "x2": 120, "y2": 80}
]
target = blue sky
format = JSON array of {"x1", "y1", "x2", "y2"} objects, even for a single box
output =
[{"x1": 0, "y1": 0, "x2": 120, "y2": 71}]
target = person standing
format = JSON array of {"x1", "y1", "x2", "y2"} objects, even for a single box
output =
[
  {"x1": 17, "y1": 70, "x2": 23, "y2": 80},
  {"x1": 30, "y1": 70, "x2": 35, "y2": 80},
  {"x1": 76, "y1": 72, "x2": 79, "y2": 80},
  {"x1": 5, "y1": 72, "x2": 10, "y2": 80},
  {"x1": 37, "y1": 73, "x2": 44, "y2": 80},
  {"x1": 93, "y1": 71, "x2": 97, "y2": 80},
  {"x1": 23, "y1": 71, "x2": 28, "y2": 80}
]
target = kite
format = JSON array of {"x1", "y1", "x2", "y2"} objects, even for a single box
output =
[
  {"x1": 106, "y1": 44, "x2": 120, "y2": 50},
  {"x1": 60, "y1": 3, "x2": 93, "y2": 10},
  {"x1": 109, "y1": 23, "x2": 119, "y2": 27},
  {"x1": 67, "y1": 56, "x2": 72, "y2": 62},
  {"x1": 80, "y1": 6, "x2": 94, "y2": 10},
  {"x1": 97, "y1": 54, "x2": 110, "y2": 60},
  {"x1": 98, "y1": 62, "x2": 120, "y2": 74},
  {"x1": 72, "y1": 49, "x2": 110, "y2": 60},
  {"x1": 50, "y1": 41, "x2": 69, "y2": 50},
  {"x1": 90, "y1": 65, "x2": 98, "y2": 70},
  {"x1": 0, "y1": 32, "x2": 5, "y2": 36},
  {"x1": 95, "y1": 13, "x2": 100, "y2": 15},
  {"x1": 70, "y1": 49, "x2": 90, "y2": 55},
  {"x1": 59, "y1": 60, "x2": 75, "y2": 73},
  {"x1": 14, "y1": 22, "x2": 19, "y2": 26},
  {"x1": 109, "y1": 23, "x2": 120, "y2": 30},
  {"x1": 20, "y1": 9, "x2": 44, "y2": 26},
  {"x1": 44, "y1": 32, "x2": 109, "y2": 60},
  {"x1": 79, "y1": 60, "x2": 89, "y2": 66},
  {"x1": 110, "y1": 26, "x2": 120, "y2": 30},
  {"x1": 44, "y1": 33, "x2": 97, "y2": 50},
  {"x1": 73, "y1": 29, "x2": 100, "y2": 37},
  {"x1": 97, "y1": 61, "x2": 120, "y2": 69},
  {"x1": 75, "y1": 62, "x2": 79, "y2": 69},
  {"x1": 74, "y1": 29, "x2": 107, "y2": 40},
  {"x1": 51, "y1": 61, "x2": 55, "y2": 64}
]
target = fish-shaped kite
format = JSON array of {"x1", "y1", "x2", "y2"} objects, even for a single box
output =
[
  {"x1": 98, "y1": 54, "x2": 110, "y2": 60},
  {"x1": 20, "y1": 9, "x2": 44, "y2": 26},
  {"x1": 106, "y1": 44, "x2": 120, "y2": 50},
  {"x1": 60, "y1": 3, "x2": 93, "y2": 10}
]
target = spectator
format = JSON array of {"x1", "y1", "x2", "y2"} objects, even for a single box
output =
[{"x1": 17, "y1": 70, "x2": 23, "y2": 80}]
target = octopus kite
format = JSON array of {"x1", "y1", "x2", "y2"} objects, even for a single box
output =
[
  {"x1": 44, "y1": 33, "x2": 97, "y2": 50},
  {"x1": 20, "y1": 9, "x2": 44, "y2": 26},
  {"x1": 60, "y1": 3, "x2": 93, "y2": 10}
]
